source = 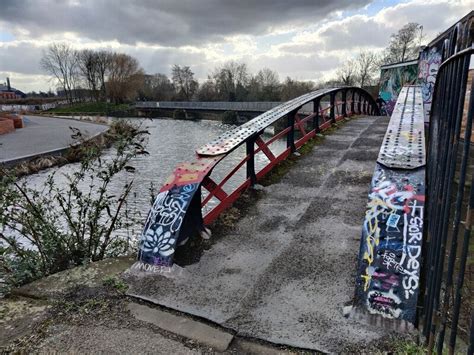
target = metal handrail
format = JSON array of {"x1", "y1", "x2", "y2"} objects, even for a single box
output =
[{"x1": 135, "y1": 87, "x2": 380, "y2": 268}]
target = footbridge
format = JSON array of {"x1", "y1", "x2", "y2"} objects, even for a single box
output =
[
  {"x1": 136, "y1": 98, "x2": 336, "y2": 121},
  {"x1": 126, "y1": 14, "x2": 473, "y2": 354}
]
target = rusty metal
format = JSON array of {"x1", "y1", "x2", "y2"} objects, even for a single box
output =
[{"x1": 137, "y1": 87, "x2": 380, "y2": 267}]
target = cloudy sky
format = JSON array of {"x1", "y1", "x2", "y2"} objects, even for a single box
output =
[{"x1": 0, "y1": 0, "x2": 471, "y2": 92}]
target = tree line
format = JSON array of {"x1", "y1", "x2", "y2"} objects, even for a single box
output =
[
  {"x1": 40, "y1": 22, "x2": 423, "y2": 104},
  {"x1": 140, "y1": 63, "x2": 315, "y2": 102},
  {"x1": 40, "y1": 44, "x2": 144, "y2": 104}
]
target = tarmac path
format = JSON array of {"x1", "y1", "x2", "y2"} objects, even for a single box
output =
[{"x1": 0, "y1": 115, "x2": 108, "y2": 164}]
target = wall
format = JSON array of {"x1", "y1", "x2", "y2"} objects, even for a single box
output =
[
  {"x1": 0, "y1": 117, "x2": 15, "y2": 135},
  {"x1": 379, "y1": 62, "x2": 418, "y2": 115},
  {"x1": 418, "y1": 47, "x2": 443, "y2": 121}
]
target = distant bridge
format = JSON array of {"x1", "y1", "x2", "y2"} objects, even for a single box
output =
[{"x1": 136, "y1": 100, "x2": 284, "y2": 113}]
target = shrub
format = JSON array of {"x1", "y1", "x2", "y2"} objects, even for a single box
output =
[
  {"x1": 173, "y1": 109, "x2": 186, "y2": 120},
  {"x1": 0, "y1": 120, "x2": 149, "y2": 292},
  {"x1": 222, "y1": 111, "x2": 239, "y2": 125}
]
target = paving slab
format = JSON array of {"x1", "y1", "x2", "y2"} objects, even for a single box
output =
[
  {"x1": 0, "y1": 115, "x2": 108, "y2": 163},
  {"x1": 35, "y1": 324, "x2": 201, "y2": 354},
  {"x1": 126, "y1": 116, "x2": 395, "y2": 353}
]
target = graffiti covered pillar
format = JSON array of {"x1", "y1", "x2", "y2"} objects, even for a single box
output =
[
  {"x1": 418, "y1": 47, "x2": 442, "y2": 122},
  {"x1": 354, "y1": 86, "x2": 425, "y2": 328}
]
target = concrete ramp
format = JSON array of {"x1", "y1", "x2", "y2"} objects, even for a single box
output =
[{"x1": 126, "y1": 116, "x2": 394, "y2": 352}]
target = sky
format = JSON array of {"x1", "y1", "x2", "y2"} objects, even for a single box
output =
[{"x1": 0, "y1": 0, "x2": 471, "y2": 93}]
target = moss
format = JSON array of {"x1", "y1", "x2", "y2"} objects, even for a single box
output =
[
  {"x1": 222, "y1": 111, "x2": 239, "y2": 124},
  {"x1": 102, "y1": 276, "x2": 129, "y2": 293}
]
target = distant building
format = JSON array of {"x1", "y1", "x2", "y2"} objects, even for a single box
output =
[{"x1": 0, "y1": 78, "x2": 26, "y2": 100}]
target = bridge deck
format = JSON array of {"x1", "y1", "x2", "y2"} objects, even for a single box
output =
[{"x1": 126, "y1": 116, "x2": 393, "y2": 352}]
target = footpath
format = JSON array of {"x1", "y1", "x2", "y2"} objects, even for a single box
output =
[{"x1": 0, "y1": 115, "x2": 108, "y2": 165}]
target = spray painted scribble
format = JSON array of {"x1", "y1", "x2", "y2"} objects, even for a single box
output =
[
  {"x1": 357, "y1": 165, "x2": 425, "y2": 323},
  {"x1": 355, "y1": 85, "x2": 425, "y2": 325},
  {"x1": 418, "y1": 47, "x2": 442, "y2": 121},
  {"x1": 379, "y1": 61, "x2": 418, "y2": 115}
]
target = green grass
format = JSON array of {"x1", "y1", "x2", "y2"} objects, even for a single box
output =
[
  {"x1": 392, "y1": 339, "x2": 428, "y2": 354},
  {"x1": 47, "y1": 102, "x2": 130, "y2": 114}
]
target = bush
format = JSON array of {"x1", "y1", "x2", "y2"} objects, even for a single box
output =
[
  {"x1": 222, "y1": 111, "x2": 239, "y2": 125},
  {"x1": 0, "y1": 120, "x2": 149, "y2": 292},
  {"x1": 173, "y1": 109, "x2": 187, "y2": 120}
]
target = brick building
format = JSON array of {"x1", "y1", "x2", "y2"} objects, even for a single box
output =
[{"x1": 0, "y1": 78, "x2": 26, "y2": 100}]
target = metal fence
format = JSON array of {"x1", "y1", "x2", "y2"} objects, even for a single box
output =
[{"x1": 422, "y1": 16, "x2": 473, "y2": 354}]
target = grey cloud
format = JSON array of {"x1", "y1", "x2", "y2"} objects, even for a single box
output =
[
  {"x1": 0, "y1": 0, "x2": 372, "y2": 46},
  {"x1": 318, "y1": 16, "x2": 389, "y2": 50},
  {"x1": 246, "y1": 52, "x2": 342, "y2": 81},
  {"x1": 0, "y1": 43, "x2": 44, "y2": 74}
]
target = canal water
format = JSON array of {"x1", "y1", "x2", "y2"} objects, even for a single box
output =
[{"x1": 23, "y1": 117, "x2": 287, "y2": 241}]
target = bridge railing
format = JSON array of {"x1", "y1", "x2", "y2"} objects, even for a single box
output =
[
  {"x1": 136, "y1": 100, "x2": 325, "y2": 113},
  {"x1": 136, "y1": 87, "x2": 380, "y2": 268},
  {"x1": 421, "y1": 15, "x2": 474, "y2": 354}
]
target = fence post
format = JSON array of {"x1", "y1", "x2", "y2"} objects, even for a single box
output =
[
  {"x1": 287, "y1": 109, "x2": 297, "y2": 153},
  {"x1": 246, "y1": 137, "x2": 257, "y2": 186},
  {"x1": 351, "y1": 91, "x2": 355, "y2": 114},
  {"x1": 330, "y1": 92, "x2": 336, "y2": 124},
  {"x1": 313, "y1": 98, "x2": 321, "y2": 133},
  {"x1": 342, "y1": 90, "x2": 347, "y2": 118}
]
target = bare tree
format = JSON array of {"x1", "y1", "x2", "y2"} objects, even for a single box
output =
[
  {"x1": 355, "y1": 51, "x2": 380, "y2": 87},
  {"x1": 384, "y1": 22, "x2": 423, "y2": 64},
  {"x1": 78, "y1": 49, "x2": 101, "y2": 101},
  {"x1": 211, "y1": 61, "x2": 249, "y2": 101},
  {"x1": 40, "y1": 43, "x2": 79, "y2": 103},
  {"x1": 248, "y1": 68, "x2": 280, "y2": 101},
  {"x1": 107, "y1": 53, "x2": 144, "y2": 103},
  {"x1": 95, "y1": 50, "x2": 112, "y2": 101},
  {"x1": 280, "y1": 77, "x2": 314, "y2": 101},
  {"x1": 197, "y1": 78, "x2": 218, "y2": 101},
  {"x1": 336, "y1": 60, "x2": 357, "y2": 86},
  {"x1": 139, "y1": 73, "x2": 174, "y2": 101},
  {"x1": 171, "y1": 65, "x2": 199, "y2": 100}
]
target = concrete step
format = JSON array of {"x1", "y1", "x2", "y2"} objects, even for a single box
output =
[{"x1": 127, "y1": 302, "x2": 234, "y2": 352}]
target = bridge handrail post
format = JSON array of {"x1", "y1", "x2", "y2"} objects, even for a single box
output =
[
  {"x1": 313, "y1": 98, "x2": 321, "y2": 133},
  {"x1": 287, "y1": 109, "x2": 297, "y2": 153},
  {"x1": 330, "y1": 93, "x2": 336, "y2": 124},
  {"x1": 342, "y1": 90, "x2": 347, "y2": 118},
  {"x1": 351, "y1": 91, "x2": 355, "y2": 114},
  {"x1": 246, "y1": 137, "x2": 257, "y2": 186}
]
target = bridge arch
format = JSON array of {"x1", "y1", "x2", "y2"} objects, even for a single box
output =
[{"x1": 137, "y1": 87, "x2": 380, "y2": 267}]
